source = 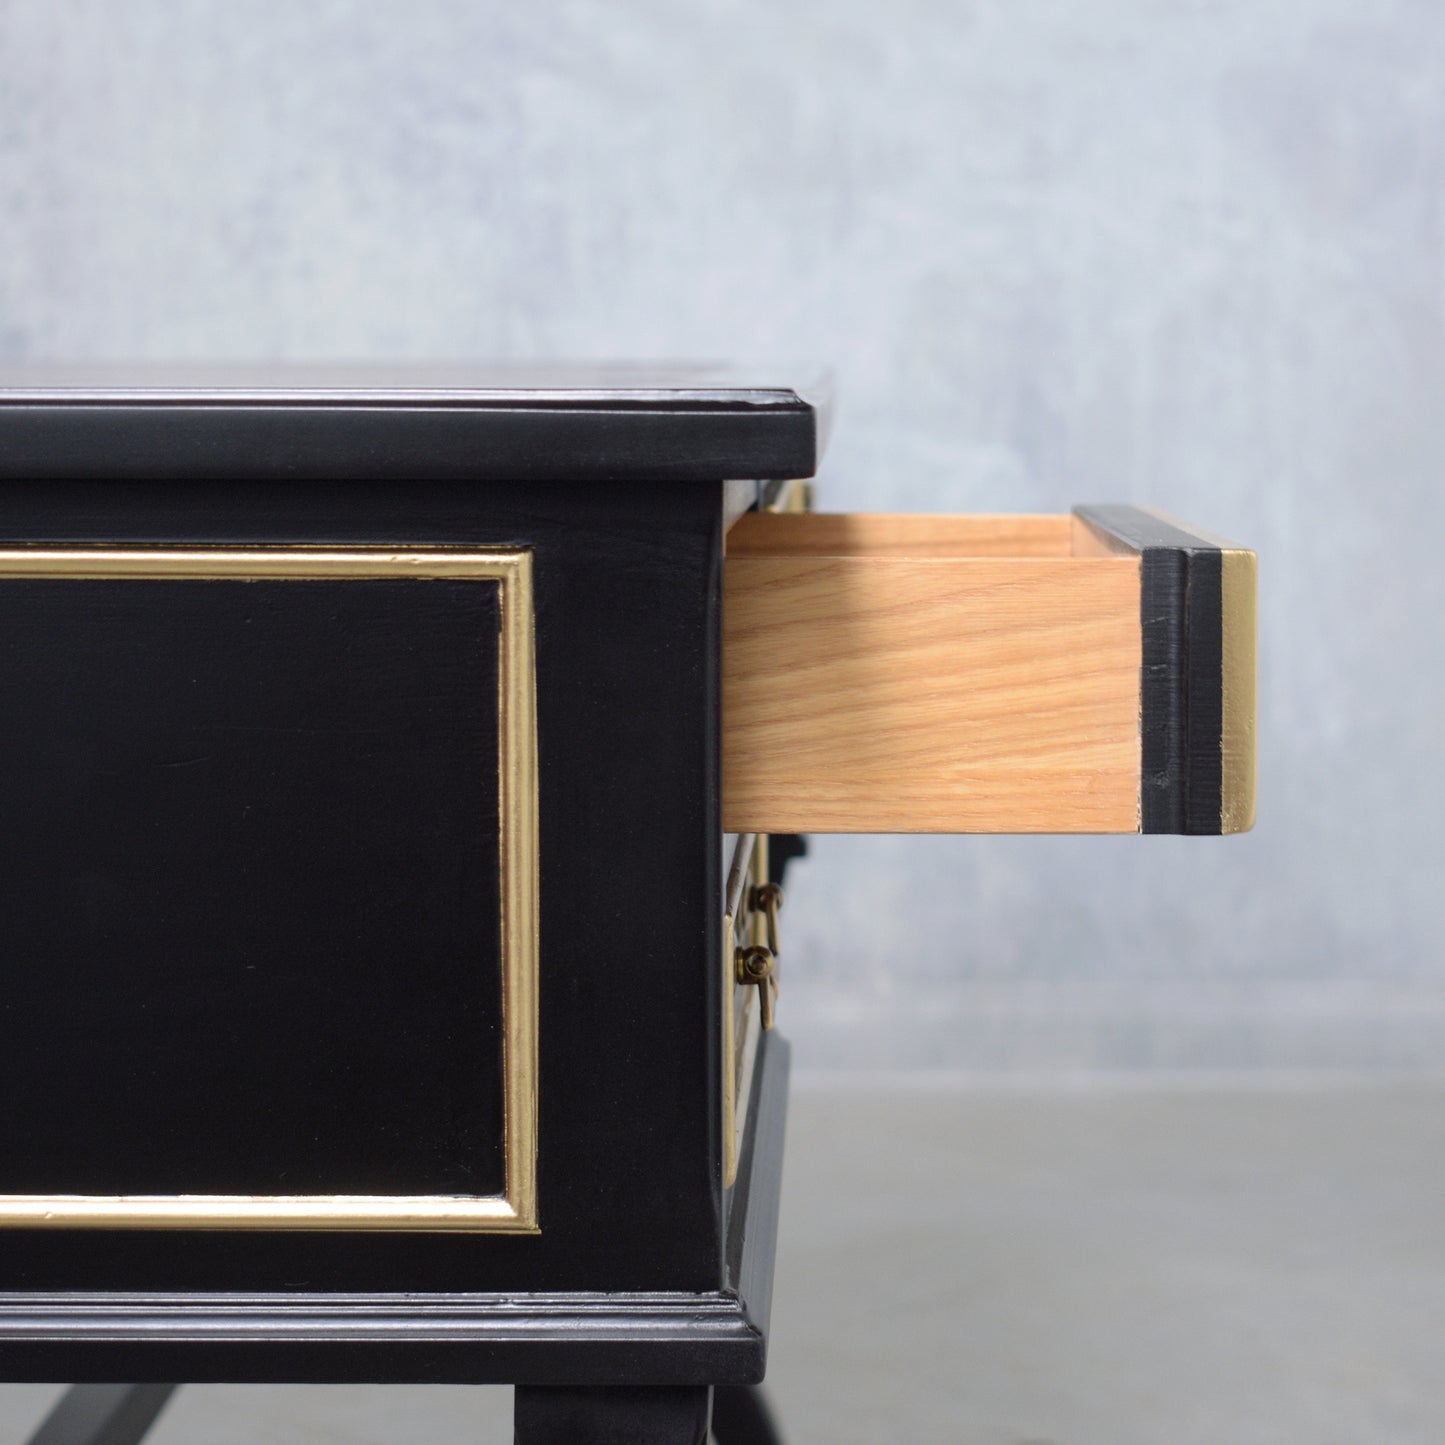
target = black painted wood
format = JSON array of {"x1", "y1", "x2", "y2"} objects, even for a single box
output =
[
  {"x1": 711, "y1": 1387, "x2": 783, "y2": 1445},
  {"x1": 0, "y1": 1290, "x2": 765, "y2": 1385},
  {"x1": 0, "y1": 1025, "x2": 789, "y2": 1384},
  {"x1": 0, "y1": 372, "x2": 800, "y2": 1391},
  {"x1": 0, "y1": 477, "x2": 731, "y2": 1366},
  {"x1": 0, "y1": 577, "x2": 505, "y2": 1198},
  {"x1": 25, "y1": 1385, "x2": 175, "y2": 1445},
  {"x1": 1072, "y1": 505, "x2": 1232, "y2": 835},
  {"x1": 515, "y1": 1386, "x2": 713, "y2": 1445},
  {"x1": 0, "y1": 365, "x2": 824, "y2": 484}
]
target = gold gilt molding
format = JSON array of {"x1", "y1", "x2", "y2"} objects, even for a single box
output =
[
  {"x1": 1219, "y1": 545, "x2": 1258, "y2": 836},
  {"x1": 0, "y1": 546, "x2": 539, "y2": 1233}
]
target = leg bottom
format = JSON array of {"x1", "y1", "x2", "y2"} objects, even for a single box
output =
[
  {"x1": 710, "y1": 1386, "x2": 782, "y2": 1445},
  {"x1": 515, "y1": 1386, "x2": 713, "y2": 1445}
]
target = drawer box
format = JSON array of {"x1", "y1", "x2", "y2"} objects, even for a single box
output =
[{"x1": 723, "y1": 506, "x2": 1256, "y2": 836}]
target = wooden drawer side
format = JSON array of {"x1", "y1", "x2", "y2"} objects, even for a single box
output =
[{"x1": 723, "y1": 540, "x2": 1143, "y2": 834}]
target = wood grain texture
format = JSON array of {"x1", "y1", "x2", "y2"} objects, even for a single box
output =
[
  {"x1": 729, "y1": 511, "x2": 1073, "y2": 557},
  {"x1": 723, "y1": 549, "x2": 1142, "y2": 833}
]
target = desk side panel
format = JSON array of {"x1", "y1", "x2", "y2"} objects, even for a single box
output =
[{"x1": 0, "y1": 477, "x2": 724, "y2": 1303}]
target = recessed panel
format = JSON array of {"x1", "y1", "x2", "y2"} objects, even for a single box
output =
[{"x1": 0, "y1": 573, "x2": 504, "y2": 1201}]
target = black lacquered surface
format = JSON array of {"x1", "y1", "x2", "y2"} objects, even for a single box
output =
[
  {"x1": 0, "y1": 364, "x2": 825, "y2": 484},
  {"x1": 0, "y1": 576, "x2": 505, "y2": 1198},
  {"x1": 0, "y1": 477, "x2": 722, "y2": 1302},
  {"x1": 1073, "y1": 505, "x2": 1236, "y2": 835}
]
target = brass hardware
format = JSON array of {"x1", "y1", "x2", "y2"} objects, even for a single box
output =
[
  {"x1": 722, "y1": 834, "x2": 757, "y2": 1188},
  {"x1": 0, "y1": 545, "x2": 540, "y2": 1234},
  {"x1": 744, "y1": 873, "x2": 782, "y2": 1030},
  {"x1": 735, "y1": 944, "x2": 777, "y2": 1031},
  {"x1": 736, "y1": 944, "x2": 774, "y2": 982},
  {"x1": 760, "y1": 478, "x2": 814, "y2": 514},
  {"x1": 748, "y1": 881, "x2": 783, "y2": 955},
  {"x1": 722, "y1": 835, "x2": 785, "y2": 1184}
]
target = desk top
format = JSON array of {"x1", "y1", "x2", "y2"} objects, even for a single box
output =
[{"x1": 0, "y1": 363, "x2": 827, "y2": 483}]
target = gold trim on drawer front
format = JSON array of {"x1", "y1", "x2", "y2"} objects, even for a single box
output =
[
  {"x1": 0, "y1": 545, "x2": 539, "y2": 1233},
  {"x1": 1220, "y1": 545, "x2": 1258, "y2": 836}
]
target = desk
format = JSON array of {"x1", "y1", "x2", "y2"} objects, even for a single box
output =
[{"x1": 0, "y1": 366, "x2": 1254, "y2": 1443}]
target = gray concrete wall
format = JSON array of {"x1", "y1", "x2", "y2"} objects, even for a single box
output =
[{"x1": 4, "y1": 0, "x2": 1441, "y2": 1071}]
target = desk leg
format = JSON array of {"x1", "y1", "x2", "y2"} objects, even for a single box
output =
[
  {"x1": 710, "y1": 1385, "x2": 782, "y2": 1444},
  {"x1": 515, "y1": 1386, "x2": 712, "y2": 1444},
  {"x1": 25, "y1": 1385, "x2": 177, "y2": 1445}
]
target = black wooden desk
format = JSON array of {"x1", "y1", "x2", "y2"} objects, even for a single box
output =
[{"x1": 0, "y1": 366, "x2": 1254, "y2": 1444}]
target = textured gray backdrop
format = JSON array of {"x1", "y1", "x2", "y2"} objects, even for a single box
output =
[{"x1": 4, "y1": 0, "x2": 1441, "y2": 1071}]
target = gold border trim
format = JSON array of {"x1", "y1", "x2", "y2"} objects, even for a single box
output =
[
  {"x1": 1219, "y1": 547, "x2": 1257, "y2": 835},
  {"x1": 0, "y1": 546, "x2": 539, "y2": 1233}
]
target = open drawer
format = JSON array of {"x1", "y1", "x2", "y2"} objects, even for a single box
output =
[{"x1": 723, "y1": 506, "x2": 1256, "y2": 835}]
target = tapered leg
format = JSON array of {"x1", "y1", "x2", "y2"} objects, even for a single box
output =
[
  {"x1": 25, "y1": 1385, "x2": 177, "y2": 1445},
  {"x1": 710, "y1": 1386, "x2": 782, "y2": 1445},
  {"x1": 515, "y1": 1386, "x2": 712, "y2": 1445}
]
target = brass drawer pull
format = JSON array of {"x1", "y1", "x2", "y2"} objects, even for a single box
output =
[{"x1": 735, "y1": 944, "x2": 778, "y2": 1031}]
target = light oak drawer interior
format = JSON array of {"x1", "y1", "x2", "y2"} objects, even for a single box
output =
[{"x1": 723, "y1": 509, "x2": 1256, "y2": 836}]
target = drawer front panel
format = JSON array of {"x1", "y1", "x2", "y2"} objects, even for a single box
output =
[{"x1": 0, "y1": 547, "x2": 538, "y2": 1233}]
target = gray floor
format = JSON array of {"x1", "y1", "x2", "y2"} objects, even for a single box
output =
[{"x1": 3, "y1": 1080, "x2": 1442, "y2": 1444}]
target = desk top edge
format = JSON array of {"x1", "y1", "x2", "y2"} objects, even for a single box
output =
[
  {"x1": 0, "y1": 364, "x2": 827, "y2": 483},
  {"x1": 0, "y1": 362, "x2": 826, "y2": 411}
]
